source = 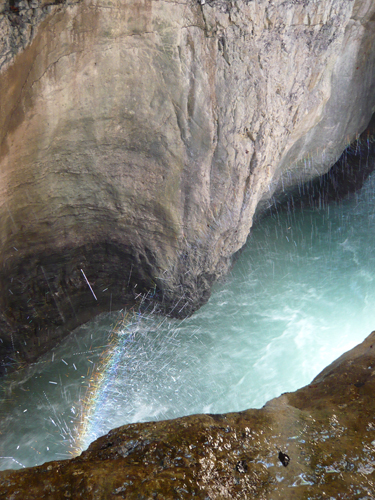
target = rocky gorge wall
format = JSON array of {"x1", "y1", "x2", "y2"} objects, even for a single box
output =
[{"x1": 0, "y1": 0, "x2": 375, "y2": 369}]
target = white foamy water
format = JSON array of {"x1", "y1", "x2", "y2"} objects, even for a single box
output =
[{"x1": 1, "y1": 167, "x2": 375, "y2": 470}]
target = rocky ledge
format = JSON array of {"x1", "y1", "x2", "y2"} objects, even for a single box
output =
[{"x1": 1, "y1": 330, "x2": 375, "y2": 499}]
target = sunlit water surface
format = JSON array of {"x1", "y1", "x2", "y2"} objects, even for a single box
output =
[{"x1": 2, "y1": 171, "x2": 375, "y2": 470}]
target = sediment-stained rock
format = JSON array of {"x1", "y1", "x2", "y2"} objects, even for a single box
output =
[
  {"x1": 0, "y1": 0, "x2": 375, "y2": 367},
  {"x1": 2, "y1": 330, "x2": 375, "y2": 498}
]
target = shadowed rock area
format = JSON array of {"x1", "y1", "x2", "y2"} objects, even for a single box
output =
[
  {"x1": 2, "y1": 330, "x2": 375, "y2": 498},
  {"x1": 0, "y1": 0, "x2": 375, "y2": 370}
]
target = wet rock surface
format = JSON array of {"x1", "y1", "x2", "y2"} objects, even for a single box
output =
[
  {"x1": 0, "y1": 0, "x2": 375, "y2": 368},
  {"x1": 269, "y1": 114, "x2": 375, "y2": 214},
  {"x1": 2, "y1": 330, "x2": 375, "y2": 499}
]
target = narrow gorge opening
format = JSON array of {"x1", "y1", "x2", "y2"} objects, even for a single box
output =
[{"x1": 1, "y1": 134, "x2": 375, "y2": 471}]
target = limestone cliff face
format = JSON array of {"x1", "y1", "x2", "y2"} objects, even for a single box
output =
[{"x1": 0, "y1": 0, "x2": 375, "y2": 366}]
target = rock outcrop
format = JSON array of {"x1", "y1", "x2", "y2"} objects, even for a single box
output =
[
  {"x1": 2, "y1": 329, "x2": 375, "y2": 498},
  {"x1": 0, "y1": 0, "x2": 375, "y2": 368}
]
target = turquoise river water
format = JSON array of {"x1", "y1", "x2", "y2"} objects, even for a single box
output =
[{"x1": 1, "y1": 163, "x2": 375, "y2": 470}]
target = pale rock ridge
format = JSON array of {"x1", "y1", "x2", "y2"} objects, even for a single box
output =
[{"x1": 0, "y1": 0, "x2": 374, "y2": 367}]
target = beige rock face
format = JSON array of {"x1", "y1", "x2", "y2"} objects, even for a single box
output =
[{"x1": 0, "y1": 0, "x2": 375, "y2": 366}]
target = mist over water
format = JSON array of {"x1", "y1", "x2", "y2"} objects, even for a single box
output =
[{"x1": 2, "y1": 167, "x2": 375, "y2": 471}]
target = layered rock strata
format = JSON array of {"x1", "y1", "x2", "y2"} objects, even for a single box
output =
[
  {"x1": 2, "y1": 330, "x2": 375, "y2": 498},
  {"x1": 0, "y1": 0, "x2": 375, "y2": 368}
]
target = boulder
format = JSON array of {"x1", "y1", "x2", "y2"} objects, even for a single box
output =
[{"x1": 0, "y1": 0, "x2": 375, "y2": 367}]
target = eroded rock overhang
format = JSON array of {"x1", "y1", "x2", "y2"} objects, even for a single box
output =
[{"x1": 0, "y1": 0, "x2": 375, "y2": 367}]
